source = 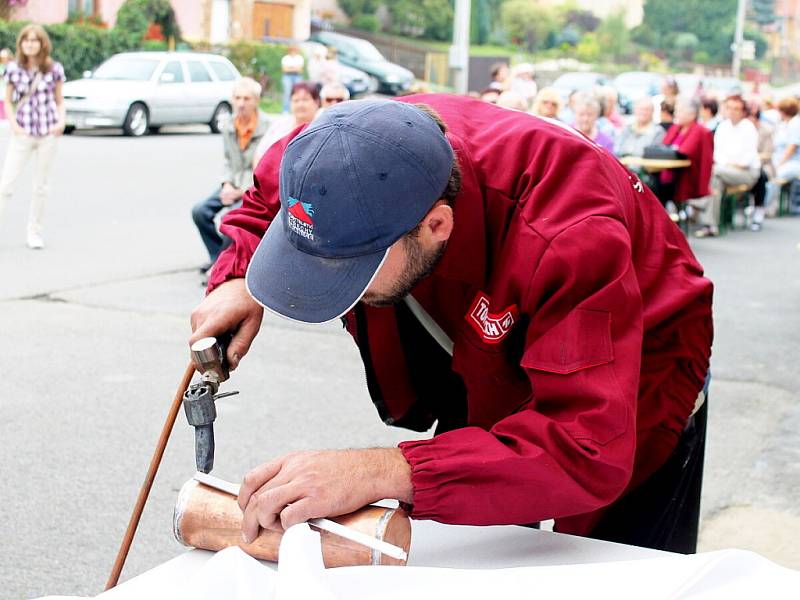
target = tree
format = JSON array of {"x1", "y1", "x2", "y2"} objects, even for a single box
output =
[
  {"x1": 383, "y1": 0, "x2": 453, "y2": 40},
  {"x1": 115, "y1": 0, "x2": 181, "y2": 46},
  {"x1": 500, "y1": 0, "x2": 558, "y2": 52},
  {"x1": 595, "y1": 12, "x2": 630, "y2": 62},
  {"x1": 636, "y1": 0, "x2": 738, "y2": 64},
  {"x1": 338, "y1": 0, "x2": 381, "y2": 19},
  {"x1": 751, "y1": 0, "x2": 776, "y2": 26}
]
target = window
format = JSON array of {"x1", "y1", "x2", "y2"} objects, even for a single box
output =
[
  {"x1": 93, "y1": 57, "x2": 159, "y2": 81},
  {"x1": 208, "y1": 61, "x2": 236, "y2": 81},
  {"x1": 188, "y1": 61, "x2": 212, "y2": 82},
  {"x1": 68, "y1": 0, "x2": 94, "y2": 14},
  {"x1": 161, "y1": 61, "x2": 184, "y2": 83}
]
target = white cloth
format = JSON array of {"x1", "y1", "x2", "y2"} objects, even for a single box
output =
[
  {"x1": 281, "y1": 54, "x2": 304, "y2": 74},
  {"x1": 254, "y1": 115, "x2": 301, "y2": 166},
  {"x1": 713, "y1": 118, "x2": 760, "y2": 170}
]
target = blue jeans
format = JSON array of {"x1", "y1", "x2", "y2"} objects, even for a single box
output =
[
  {"x1": 191, "y1": 189, "x2": 235, "y2": 263},
  {"x1": 282, "y1": 73, "x2": 301, "y2": 113}
]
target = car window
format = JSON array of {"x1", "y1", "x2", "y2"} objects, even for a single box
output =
[
  {"x1": 93, "y1": 57, "x2": 159, "y2": 81},
  {"x1": 208, "y1": 61, "x2": 236, "y2": 81},
  {"x1": 188, "y1": 60, "x2": 212, "y2": 82},
  {"x1": 161, "y1": 61, "x2": 184, "y2": 83}
]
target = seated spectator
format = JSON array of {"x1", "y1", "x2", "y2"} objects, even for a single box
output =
[
  {"x1": 695, "y1": 94, "x2": 760, "y2": 237},
  {"x1": 659, "y1": 99, "x2": 675, "y2": 132},
  {"x1": 254, "y1": 81, "x2": 321, "y2": 166},
  {"x1": 571, "y1": 92, "x2": 614, "y2": 153},
  {"x1": 615, "y1": 97, "x2": 665, "y2": 158},
  {"x1": 747, "y1": 100, "x2": 774, "y2": 231},
  {"x1": 509, "y1": 63, "x2": 537, "y2": 109},
  {"x1": 496, "y1": 90, "x2": 528, "y2": 111},
  {"x1": 597, "y1": 86, "x2": 624, "y2": 141},
  {"x1": 699, "y1": 97, "x2": 720, "y2": 133},
  {"x1": 766, "y1": 96, "x2": 800, "y2": 215},
  {"x1": 479, "y1": 87, "x2": 501, "y2": 104},
  {"x1": 657, "y1": 98, "x2": 713, "y2": 212},
  {"x1": 531, "y1": 87, "x2": 561, "y2": 119},
  {"x1": 487, "y1": 62, "x2": 509, "y2": 91},
  {"x1": 319, "y1": 82, "x2": 349, "y2": 109},
  {"x1": 191, "y1": 77, "x2": 269, "y2": 272}
]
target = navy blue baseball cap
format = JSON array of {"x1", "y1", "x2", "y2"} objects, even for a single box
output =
[{"x1": 245, "y1": 99, "x2": 454, "y2": 324}]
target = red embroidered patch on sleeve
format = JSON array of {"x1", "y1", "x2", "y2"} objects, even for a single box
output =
[{"x1": 466, "y1": 292, "x2": 519, "y2": 344}]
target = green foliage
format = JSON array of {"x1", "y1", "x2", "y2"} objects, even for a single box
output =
[
  {"x1": 223, "y1": 40, "x2": 286, "y2": 93},
  {"x1": 338, "y1": 0, "x2": 380, "y2": 19},
  {"x1": 385, "y1": 0, "x2": 453, "y2": 41},
  {"x1": 500, "y1": 0, "x2": 558, "y2": 52},
  {"x1": 351, "y1": 13, "x2": 380, "y2": 33},
  {"x1": 751, "y1": 0, "x2": 776, "y2": 26},
  {"x1": 115, "y1": 0, "x2": 181, "y2": 46},
  {"x1": 594, "y1": 12, "x2": 629, "y2": 61},
  {"x1": 0, "y1": 19, "x2": 138, "y2": 80},
  {"x1": 636, "y1": 0, "x2": 744, "y2": 64}
]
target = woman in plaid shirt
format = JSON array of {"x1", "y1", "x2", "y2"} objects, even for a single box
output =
[{"x1": 0, "y1": 25, "x2": 65, "y2": 250}]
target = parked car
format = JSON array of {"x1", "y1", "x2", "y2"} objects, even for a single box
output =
[
  {"x1": 299, "y1": 41, "x2": 377, "y2": 98},
  {"x1": 551, "y1": 71, "x2": 609, "y2": 105},
  {"x1": 310, "y1": 31, "x2": 414, "y2": 95},
  {"x1": 63, "y1": 51, "x2": 240, "y2": 136},
  {"x1": 612, "y1": 71, "x2": 663, "y2": 114}
]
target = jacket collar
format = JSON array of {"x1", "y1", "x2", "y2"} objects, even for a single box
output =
[{"x1": 430, "y1": 132, "x2": 487, "y2": 288}]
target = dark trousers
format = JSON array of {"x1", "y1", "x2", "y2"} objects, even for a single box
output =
[
  {"x1": 752, "y1": 169, "x2": 768, "y2": 207},
  {"x1": 191, "y1": 190, "x2": 234, "y2": 262},
  {"x1": 589, "y1": 398, "x2": 708, "y2": 554}
]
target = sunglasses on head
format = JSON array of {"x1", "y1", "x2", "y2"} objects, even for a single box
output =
[{"x1": 324, "y1": 97, "x2": 346, "y2": 104}]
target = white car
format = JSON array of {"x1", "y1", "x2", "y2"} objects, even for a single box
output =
[{"x1": 63, "y1": 51, "x2": 241, "y2": 136}]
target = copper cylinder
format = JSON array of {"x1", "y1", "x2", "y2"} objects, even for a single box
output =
[{"x1": 173, "y1": 479, "x2": 411, "y2": 567}]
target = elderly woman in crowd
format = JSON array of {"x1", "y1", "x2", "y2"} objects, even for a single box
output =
[
  {"x1": 571, "y1": 92, "x2": 614, "y2": 152},
  {"x1": 509, "y1": 63, "x2": 537, "y2": 109},
  {"x1": 656, "y1": 98, "x2": 714, "y2": 213},
  {"x1": 531, "y1": 87, "x2": 561, "y2": 119},
  {"x1": 766, "y1": 96, "x2": 800, "y2": 215},
  {"x1": 496, "y1": 90, "x2": 528, "y2": 112},
  {"x1": 254, "y1": 81, "x2": 321, "y2": 166}
]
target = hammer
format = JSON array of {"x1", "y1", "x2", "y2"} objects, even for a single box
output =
[{"x1": 183, "y1": 336, "x2": 238, "y2": 474}]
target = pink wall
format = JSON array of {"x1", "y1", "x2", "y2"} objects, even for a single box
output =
[
  {"x1": 10, "y1": 1, "x2": 204, "y2": 40},
  {"x1": 11, "y1": 3, "x2": 69, "y2": 24}
]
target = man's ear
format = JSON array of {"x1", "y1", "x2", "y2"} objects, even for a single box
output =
[{"x1": 421, "y1": 202, "x2": 454, "y2": 243}]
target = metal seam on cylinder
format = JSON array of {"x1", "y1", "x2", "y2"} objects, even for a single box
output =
[
  {"x1": 172, "y1": 479, "x2": 198, "y2": 546},
  {"x1": 371, "y1": 508, "x2": 394, "y2": 565}
]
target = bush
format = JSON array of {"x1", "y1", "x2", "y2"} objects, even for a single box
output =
[
  {"x1": 115, "y1": 0, "x2": 180, "y2": 47},
  {"x1": 351, "y1": 14, "x2": 381, "y2": 33},
  {"x1": 224, "y1": 40, "x2": 287, "y2": 94}
]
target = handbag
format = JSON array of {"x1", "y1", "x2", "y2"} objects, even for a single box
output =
[
  {"x1": 12, "y1": 70, "x2": 42, "y2": 112},
  {"x1": 643, "y1": 143, "x2": 680, "y2": 160}
]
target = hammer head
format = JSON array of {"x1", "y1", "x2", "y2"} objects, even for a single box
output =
[{"x1": 183, "y1": 383, "x2": 217, "y2": 473}]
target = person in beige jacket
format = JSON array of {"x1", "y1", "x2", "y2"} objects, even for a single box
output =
[{"x1": 192, "y1": 77, "x2": 269, "y2": 271}]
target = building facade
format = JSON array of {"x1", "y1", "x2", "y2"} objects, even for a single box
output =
[{"x1": 9, "y1": 0, "x2": 310, "y2": 43}]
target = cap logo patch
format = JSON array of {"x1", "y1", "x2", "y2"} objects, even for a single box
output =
[
  {"x1": 287, "y1": 197, "x2": 315, "y2": 240},
  {"x1": 466, "y1": 292, "x2": 518, "y2": 344}
]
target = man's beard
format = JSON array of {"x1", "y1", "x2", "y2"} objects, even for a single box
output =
[{"x1": 362, "y1": 234, "x2": 446, "y2": 307}]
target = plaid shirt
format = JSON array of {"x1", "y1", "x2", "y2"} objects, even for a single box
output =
[{"x1": 4, "y1": 60, "x2": 65, "y2": 137}]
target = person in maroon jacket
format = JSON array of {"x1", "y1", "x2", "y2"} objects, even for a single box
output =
[
  {"x1": 190, "y1": 95, "x2": 713, "y2": 553},
  {"x1": 656, "y1": 98, "x2": 714, "y2": 209}
]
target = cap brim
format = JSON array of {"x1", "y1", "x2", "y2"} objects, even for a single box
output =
[{"x1": 245, "y1": 216, "x2": 389, "y2": 324}]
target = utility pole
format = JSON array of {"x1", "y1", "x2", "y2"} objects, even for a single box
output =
[
  {"x1": 731, "y1": 0, "x2": 747, "y2": 77},
  {"x1": 450, "y1": 0, "x2": 471, "y2": 94}
]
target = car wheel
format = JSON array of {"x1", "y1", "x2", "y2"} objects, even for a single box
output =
[
  {"x1": 368, "y1": 76, "x2": 380, "y2": 94},
  {"x1": 209, "y1": 102, "x2": 231, "y2": 134},
  {"x1": 149, "y1": 125, "x2": 162, "y2": 134},
  {"x1": 123, "y1": 103, "x2": 149, "y2": 137},
  {"x1": 63, "y1": 126, "x2": 75, "y2": 135}
]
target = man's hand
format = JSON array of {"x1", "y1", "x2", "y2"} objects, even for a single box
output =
[
  {"x1": 221, "y1": 182, "x2": 243, "y2": 206},
  {"x1": 238, "y1": 448, "x2": 413, "y2": 542},
  {"x1": 190, "y1": 278, "x2": 263, "y2": 370}
]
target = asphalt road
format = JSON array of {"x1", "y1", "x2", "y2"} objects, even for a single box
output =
[{"x1": 1, "y1": 124, "x2": 798, "y2": 599}]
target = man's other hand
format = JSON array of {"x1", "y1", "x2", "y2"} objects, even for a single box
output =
[
  {"x1": 237, "y1": 448, "x2": 413, "y2": 542},
  {"x1": 190, "y1": 278, "x2": 263, "y2": 370},
  {"x1": 221, "y1": 182, "x2": 243, "y2": 206}
]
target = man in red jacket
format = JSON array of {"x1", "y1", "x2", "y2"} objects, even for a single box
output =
[{"x1": 190, "y1": 95, "x2": 713, "y2": 553}]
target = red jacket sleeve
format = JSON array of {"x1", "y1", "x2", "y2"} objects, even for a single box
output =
[
  {"x1": 207, "y1": 128, "x2": 304, "y2": 292},
  {"x1": 399, "y1": 216, "x2": 642, "y2": 526}
]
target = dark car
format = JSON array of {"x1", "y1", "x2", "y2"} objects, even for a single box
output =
[{"x1": 310, "y1": 31, "x2": 414, "y2": 95}]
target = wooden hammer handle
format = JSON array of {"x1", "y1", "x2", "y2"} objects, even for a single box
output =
[{"x1": 105, "y1": 362, "x2": 196, "y2": 590}]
